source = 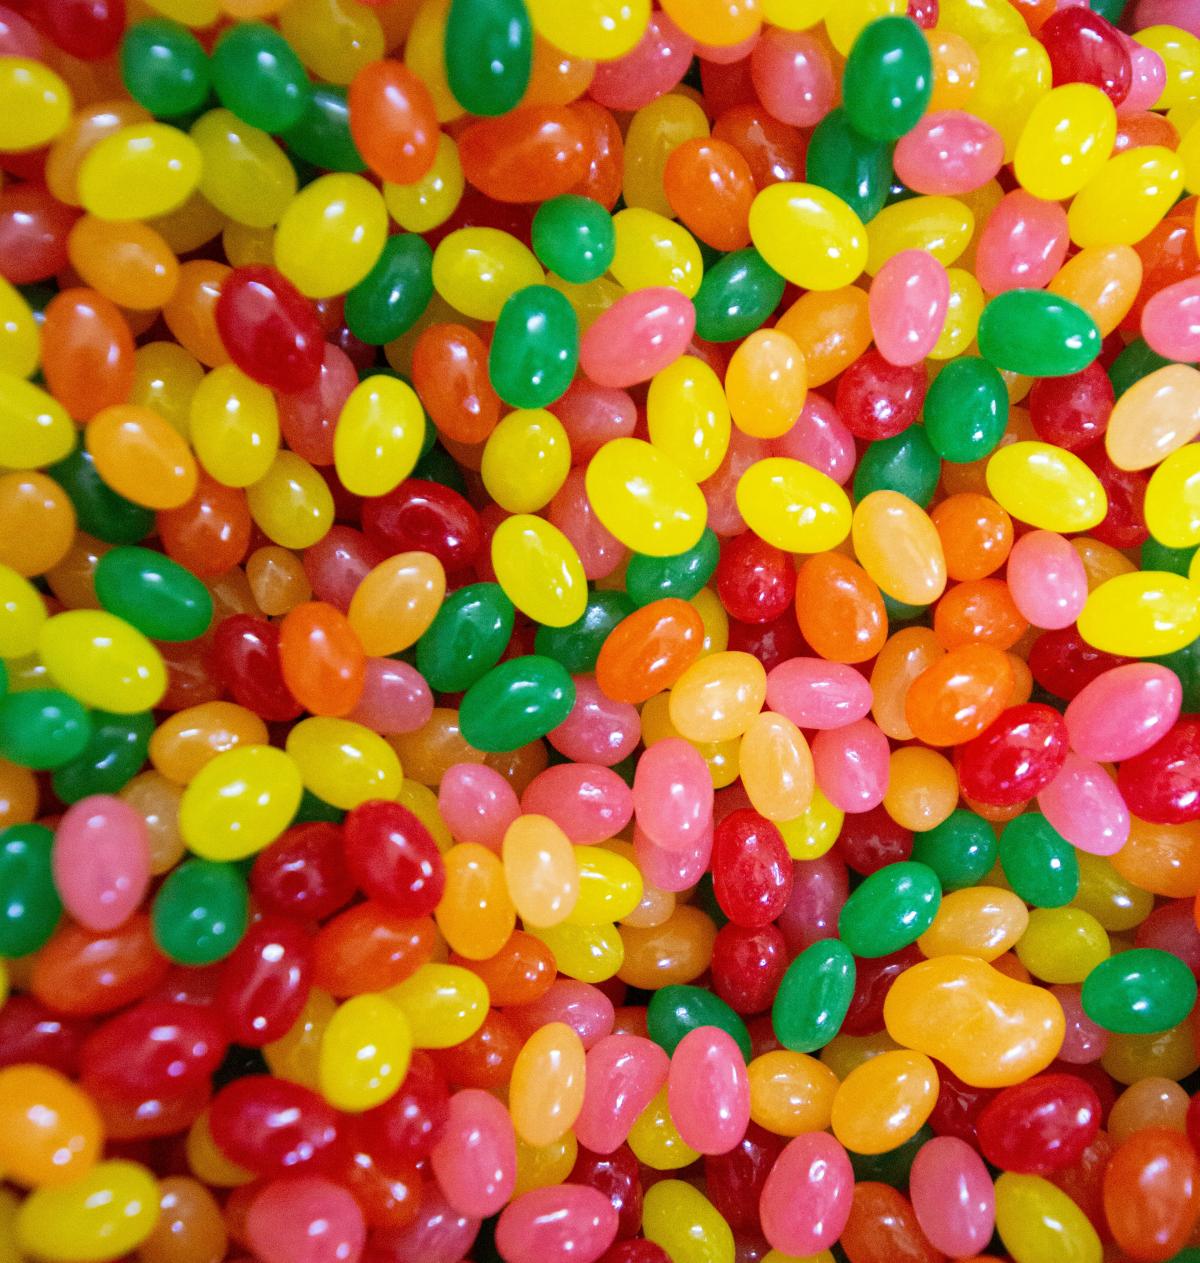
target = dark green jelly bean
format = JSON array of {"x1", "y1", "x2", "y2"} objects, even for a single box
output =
[
  {"x1": 977, "y1": 290, "x2": 1100, "y2": 378},
  {"x1": 1081, "y1": 948, "x2": 1198, "y2": 1035},
  {"x1": 842, "y1": 16, "x2": 932, "y2": 142},
  {"x1": 1089, "y1": 0, "x2": 1127, "y2": 20},
  {"x1": 413, "y1": 440, "x2": 469, "y2": 495},
  {"x1": 1142, "y1": 537, "x2": 1197, "y2": 578},
  {"x1": 152, "y1": 858, "x2": 248, "y2": 965},
  {"x1": 692, "y1": 248, "x2": 786, "y2": 343},
  {"x1": 458, "y1": 655, "x2": 575, "y2": 753},
  {"x1": 120, "y1": 19, "x2": 210, "y2": 118},
  {"x1": 532, "y1": 195, "x2": 615, "y2": 284},
  {"x1": 881, "y1": 590, "x2": 928, "y2": 623},
  {"x1": 445, "y1": 0, "x2": 533, "y2": 117},
  {"x1": 853, "y1": 425, "x2": 940, "y2": 506},
  {"x1": 416, "y1": 582, "x2": 515, "y2": 693},
  {"x1": 772, "y1": 938, "x2": 856, "y2": 1053},
  {"x1": 344, "y1": 234, "x2": 434, "y2": 346},
  {"x1": 210, "y1": 22, "x2": 309, "y2": 133},
  {"x1": 489, "y1": 284, "x2": 579, "y2": 409},
  {"x1": 51, "y1": 710, "x2": 155, "y2": 804},
  {"x1": 0, "y1": 823, "x2": 61, "y2": 957},
  {"x1": 922, "y1": 356, "x2": 1007, "y2": 463},
  {"x1": 1151, "y1": 636, "x2": 1200, "y2": 714},
  {"x1": 0, "y1": 660, "x2": 6, "y2": 700},
  {"x1": 282, "y1": 85, "x2": 366, "y2": 173},
  {"x1": 806, "y1": 107, "x2": 894, "y2": 223},
  {"x1": 851, "y1": 1124, "x2": 934, "y2": 1187},
  {"x1": 49, "y1": 444, "x2": 154, "y2": 545},
  {"x1": 534, "y1": 590, "x2": 635, "y2": 674},
  {"x1": 0, "y1": 689, "x2": 91, "y2": 770},
  {"x1": 997, "y1": 811, "x2": 1079, "y2": 908},
  {"x1": 837, "y1": 860, "x2": 942, "y2": 958},
  {"x1": 291, "y1": 789, "x2": 345, "y2": 825},
  {"x1": 94, "y1": 546, "x2": 213, "y2": 642},
  {"x1": 1108, "y1": 337, "x2": 1177, "y2": 398},
  {"x1": 911, "y1": 809, "x2": 997, "y2": 892},
  {"x1": 625, "y1": 528, "x2": 720, "y2": 606},
  {"x1": 647, "y1": 984, "x2": 752, "y2": 1061}
]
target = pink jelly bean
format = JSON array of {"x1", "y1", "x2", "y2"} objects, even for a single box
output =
[
  {"x1": 1050, "y1": 984, "x2": 1110, "y2": 1064},
  {"x1": 776, "y1": 853, "x2": 848, "y2": 956},
  {"x1": 347, "y1": 658, "x2": 433, "y2": 735},
  {"x1": 588, "y1": 12, "x2": 693, "y2": 110},
  {"x1": 507, "y1": 980, "x2": 615, "y2": 1050},
  {"x1": 52, "y1": 795, "x2": 150, "y2": 932},
  {"x1": 304, "y1": 526, "x2": 386, "y2": 613},
  {"x1": 1132, "y1": 0, "x2": 1200, "y2": 39},
  {"x1": 521, "y1": 762, "x2": 634, "y2": 843},
  {"x1": 431, "y1": 1088, "x2": 517, "y2": 1218},
  {"x1": 495, "y1": 1185, "x2": 618, "y2": 1263},
  {"x1": 1038, "y1": 752, "x2": 1131, "y2": 857},
  {"x1": 365, "y1": 1186, "x2": 480, "y2": 1263},
  {"x1": 909, "y1": 1136, "x2": 995, "y2": 1259},
  {"x1": 246, "y1": 1176, "x2": 366, "y2": 1263},
  {"x1": 1006, "y1": 530, "x2": 1088, "y2": 630},
  {"x1": 277, "y1": 343, "x2": 357, "y2": 467},
  {"x1": 766, "y1": 658, "x2": 874, "y2": 730},
  {"x1": 633, "y1": 819, "x2": 713, "y2": 892},
  {"x1": 438, "y1": 762, "x2": 521, "y2": 851},
  {"x1": 550, "y1": 379, "x2": 637, "y2": 466},
  {"x1": 548, "y1": 468, "x2": 627, "y2": 580},
  {"x1": 768, "y1": 392, "x2": 857, "y2": 484},
  {"x1": 694, "y1": 30, "x2": 760, "y2": 64},
  {"x1": 1141, "y1": 276, "x2": 1200, "y2": 362},
  {"x1": 1064, "y1": 662, "x2": 1183, "y2": 762},
  {"x1": 749, "y1": 28, "x2": 834, "y2": 127},
  {"x1": 868, "y1": 249, "x2": 951, "y2": 368},
  {"x1": 759, "y1": 1132, "x2": 854, "y2": 1256},
  {"x1": 633, "y1": 736, "x2": 713, "y2": 850},
  {"x1": 575, "y1": 1033, "x2": 671, "y2": 1154},
  {"x1": 703, "y1": 430, "x2": 768, "y2": 535},
  {"x1": 894, "y1": 111, "x2": 1004, "y2": 195},
  {"x1": 812, "y1": 719, "x2": 890, "y2": 813},
  {"x1": 548, "y1": 675, "x2": 641, "y2": 766},
  {"x1": 1121, "y1": 34, "x2": 1168, "y2": 111},
  {"x1": 580, "y1": 288, "x2": 696, "y2": 388},
  {"x1": 975, "y1": 190, "x2": 1070, "y2": 295},
  {"x1": 668, "y1": 1027, "x2": 750, "y2": 1157}
]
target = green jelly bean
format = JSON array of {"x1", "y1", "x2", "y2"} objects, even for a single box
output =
[
  {"x1": 923, "y1": 356, "x2": 1008, "y2": 463},
  {"x1": 838, "y1": 861, "x2": 942, "y2": 958},
  {"x1": 772, "y1": 938, "x2": 856, "y2": 1053},
  {"x1": 94, "y1": 546, "x2": 213, "y2": 642},
  {"x1": 977, "y1": 290, "x2": 1100, "y2": 378},
  {"x1": 534, "y1": 590, "x2": 635, "y2": 674},
  {"x1": 292, "y1": 789, "x2": 345, "y2": 825},
  {"x1": 1081, "y1": 948, "x2": 1198, "y2": 1035},
  {"x1": 49, "y1": 444, "x2": 154, "y2": 545},
  {"x1": 1142, "y1": 537, "x2": 1197, "y2": 578},
  {"x1": 413, "y1": 440, "x2": 469, "y2": 495},
  {"x1": 912, "y1": 809, "x2": 997, "y2": 892},
  {"x1": 416, "y1": 581, "x2": 515, "y2": 693},
  {"x1": 120, "y1": 19, "x2": 210, "y2": 119},
  {"x1": 853, "y1": 425, "x2": 940, "y2": 506},
  {"x1": 625, "y1": 529, "x2": 720, "y2": 606},
  {"x1": 1089, "y1": 0, "x2": 1127, "y2": 20},
  {"x1": 692, "y1": 248, "x2": 786, "y2": 343},
  {"x1": 881, "y1": 590, "x2": 928, "y2": 623},
  {"x1": 210, "y1": 22, "x2": 309, "y2": 133},
  {"x1": 152, "y1": 858, "x2": 248, "y2": 965},
  {"x1": 1151, "y1": 636, "x2": 1200, "y2": 713},
  {"x1": 345, "y1": 234, "x2": 434, "y2": 346},
  {"x1": 489, "y1": 285, "x2": 579, "y2": 409},
  {"x1": 445, "y1": 0, "x2": 533, "y2": 117},
  {"x1": 458, "y1": 655, "x2": 575, "y2": 753},
  {"x1": 647, "y1": 984, "x2": 752, "y2": 1061},
  {"x1": 843, "y1": 16, "x2": 932, "y2": 142},
  {"x1": 0, "y1": 689, "x2": 91, "y2": 771},
  {"x1": 998, "y1": 811, "x2": 1080, "y2": 908},
  {"x1": 806, "y1": 107, "x2": 895, "y2": 223},
  {"x1": 0, "y1": 823, "x2": 61, "y2": 957},
  {"x1": 1108, "y1": 337, "x2": 1177, "y2": 398},
  {"x1": 282, "y1": 86, "x2": 366, "y2": 174},
  {"x1": 532, "y1": 195, "x2": 616, "y2": 284},
  {"x1": 51, "y1": 710, "x2": 155, "y2": 804},
  {"x1": 852, "y1": 1124, "x2": 934, "y2": 1187}
]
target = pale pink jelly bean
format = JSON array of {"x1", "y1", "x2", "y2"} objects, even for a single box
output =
[
  {"x1": 633, "y1": 736, "x2": 713, "y2": 849},
  {"x1": 549, "y1": 378, "x2": 636, "y2": 466},
  {"x1": 1039, "y1": 752, "x2": 1131, "y2": 857},
  {"x1": 1141, "y1": 276, "x2": 1200, "y2": 362},
  {"x1": 507, "y1": 980, "x2": 615, "y2": 1050},
  {"x1": 909, "y1": 1136, "x2": 996, "y2": 1259},
  {"x1": 703, "y1": 430, "x2": 767, "y2": 535},
  {"x1": 587, "y1": 11, "x2": 693, "y2": 111},
  {"x1": 52, "y1": 795, "x2": 150, "y2": 932},
  {"x1": 495, "y1": 1186, "x2": 617, "y2": 1263},
  {"x1": 634, "y1": 819, "x2": 713, "y2": 892},
  {"x1": 812, "y1": 718, "x2": 890, "y2": 813},
  {"x1": 868, "y1": 249, "x2": 950, "y2": 368},
  {"x1": 1050, "y1": 984, "x2": 1110, "y2": 1064},
  {"x1": 347, "y1": 657, "x2": 433, "y2": 734},
  {"x1": 759, "y1": 1131, "x2": 855, "y2": 1256},
  {"x1": 769, "y1": 392, "x2": 857, "y2": 485},
  {"x1": 766, "y1": 657, "x2": 874, "y2": 729},
  {"x1": 431, "y1": 1089, "x2": 517, "y2": 1218},
  {"x1": 548, "y1": 675, "x2": 641, "y2": 766},
  {"x1": 1121, "y1": 28, "x2": 1171, "y2": 109},
  {"x1": 668, "y1": 1026, "x2": 751, "y2": 1156},
  {"x1": 522, "y1": 762, "x2": 634, "y2": 843},
  {"x1": 1006, "y1": 530, "x2": 1088, "y2": 630},
  {"x1": 438, "y1": 762, "x2": 521, "y2": 850},
  {"x1": 750, "y1": 27, "x2": 835, "y2": 127},
  {"x1": 580, "y1": 287, "x2": 696, "y2": 388},
  {"x1": 975, "y1": 190, "x2": 1070, "y2": 295},
  {"x1": 369, "y1": 1186, "x2": 480, "y2": 1263},
  {"x1": 549, "y1": 468, "x2": 627, "y2": 580},
  {"x1": 1064, "y1": 662, "x2": 1183, "y2": 762},
  {"x1": 893, "y1": 111, "x2": 1004, "y2": 195},
  {"x1": 575, "y1": 1033, "x2": 670, "y2": 1154}
]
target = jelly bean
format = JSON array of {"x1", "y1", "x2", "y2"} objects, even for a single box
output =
[
  {"x1": 79, "y1": 121, "x2": 201, "y2": 221},
  {"x1": 1106, "y1": 364, "x2": 1200, "y2": 472},
  {"x1": 749, "y1": 183, "x2": 867, "y2": 292},
  {"x1": 93, "y1": 546, "x2": 211, "y2": 642},
  {"x1": 585, "y1": 437, "x2": 705, "y2": 556},
  {"x1": 735, "y1": 457, "x2": 851, "y2": 555},
  {"x1": 909, "y1": 1135, "x2": 995, "y2": 1258},
  {"x1": 52, "y1": 795, "x2": 148, "y2": 933},
  {"x1": 976, "y1": 191, "x2": 1070, "y2": 297},
  {"x1": 430, "y1": 1086, "x2": 516, "y2": 1217},
  {"x1": 347, "y1": 551, "x2": 444, "y2": 659},
  {"x1": 274, "y1": 173, "x2": 387, "y2": 299},
  {"x1": 667, "y1": 1025, "x2": 749, "y2": 1156},
  {"x1": 977, "y1": 291, "x2": 1100, "y2": 379},
  {"x1": 772, "y1": 938, "x2": 855, "y2": 1053},
  {"x1": 15, "y1": 1160, "x2": 159, "y2": 1259},
  {"x1": 418, "y1": 583, "x2": 515, "y2": 693},
  {"x1": 995, "y1": 1172, "x2": 1101, "y2": 1263},
  {"x1": 869, "y1": 250, "x2": 950, "y2": 368},
  {"x1": 210, "y1": 23, "x2": 308, "y2": 133},
  {"x1": 214, "y1": 266, "x2": 323, "y2": 394},
  {"x1": 39, "y1": 610, "x2": 166, "y2": 714},
  {"x1": 1104, "y1": 1128, "x2": 1200, "y2": 1260},
  {"x1": 334, "y1": 376, "x2": 425, "y2": 498},
  {"x1": 759, "y1": 1132, "x2": 854, "y2": 1257},
  {"x1": 246, "y1": 1176, "x2": 365, "y2": 1263},
  {"x1": 1082, "y1": 948, "x2": 1197, "y2": 1035},
  {"x1": 152, "y1": 858, "x2": 248, "y2": 965},
  {"x1": 1079, "y1": 571, "x2": 1200, "y2": 658},
  {"x1": 1007, "y1": 531, "x2": 1087, "y2": 631},
  {"x1": 852, "y1": 490, "x2": 947, "y2": 606},
  {"x1": 641, "y1": 1178, "x2": 732, "y2": 1263},
  {"x1": 986, "y1": 442, "x2": 1107, "y2": 533}
]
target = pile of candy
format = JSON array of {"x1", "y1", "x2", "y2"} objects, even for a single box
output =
[{"x1": 5, "y1": 0, "x2": 1200, "y2": 1260}]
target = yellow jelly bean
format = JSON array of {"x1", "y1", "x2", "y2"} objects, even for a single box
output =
[
  {"x1": 670, "y1": 650, "x2": 767, "y2": 743},
  {"x1": 1103, "y1": 1021, "x2": 1199, "y2": 1086},
  {"x1": 528, "y1": 920, "x2": 623, "y2": 983},
  {"x1": 481, "y1": 408, "x2": 571, "y2": 513},
  {"x1": 278, "y1": 0, "x2": 385, "y2": 82},
  {"x1": 285, "y1": 717, "x2": 403, "y2": 810},
  {"x1": 776, "y1": 788, "x2": 844, "y2": 860},
  {"x1": 514, "y1": 1132, "x2": 578, "y2": 1197},
  {"x1": 986, "y1": 441, "x2": 1107, "y2": 532},
  {"x1": 502, "y1": 814, "x2": 579, "y2": 928},
  {"x1": 736, "y1": 457, "x2": 852, "y2": 554},
  {"x1": 78, "y1": 122, "x2": 202, "y2": 221},
  {"x1": 938, "y1": 0, "x2": 1026, "y2": 44},
  {"x1": 611, "y1": 207, "x2": 703, "y2": 298},
  {"x1": 39, "y1": 610, "x2": 166, "y2": 713},
  {"x1": 0, "y1": 58, "x2": 71, "y2": 152},
  {"x1": 334, "y1": 375, "x2": 425, "y2": 497},
  {"x1": 525, "y1": 0, "x2": 649, "y2": 60},
  {"x1": 830, "y1": 1049, "x2": 939, "y2": 1155},
  {"x1": 972, "y1": 35, "x2": 1051, "y2": 160},
  {"x1": 852, "y1": 490, "x2": 947, "y2": 606},
  {"x1": 749, "y1": 183, "x2": 867, "y2": 291},
  {"x1": 245, "y1": 451, "x2": 334, "y2": 549},
  {"x1": 509, "y1": 1021, "x2": 586, "y2": 1147},
  {"x1": 432, "y1": 227, "x2": 543, "y2": 321},
  {"x1": 994, "y1": 1173, "x2": 1101, "y2": 1263},
  {"x1": 824, "y1": 0, "x2": 904, "y2": 54},
  {"x1": 131, "y1": 342, "x2": 204, "y2": 437},
  {"x1": 918, "y1": 887, "x2": 1030, "y2": 962},
  {"x1": 1013, "y1": 83, "x2": 1116, "y2": 202},
  {"x1": 586, "y1": 437, "x2": 707, "y2": 557},
  {"x1": 1015, "y1": 907, "x2": 1110, "y2": 985},
  {"x1": 647, "y1": 357, "x2": 730, "y2": 483},
  {"x1": 643, "y1": 1179, "x2": 734, "y2": 1263},
  {"x1": 623, "y1": 93, "x2": 709, "y2": 220},
  {"x1": 691, "y1": 584, "x2": 730, "y2": 656},
  {"x1": 1078, "y1": 571, "x2": 1200, "y2": 657},
  {"x1": 1068, "y1": 146, "x2": 1185, "y2": 249},
  {"x1": 274, "y1": 173, "x2": 388, "y2": 298},
  {"x1": 1134, "y1": 25, "x2": 1200, "y2": 109},
  {"x1": 1072, "y1": 851, "x2": 1153, "y2": 932},
  {"x1": 191, "y1": 109, "x2": 297, "y2": 228},
  {"x1": 178, "y1": 744, "x2": 302, "y2": 860},
  {"x1": 568, "y1": 847, "x2": 644, "y2": 925},
  {"x1": 384, "y1": 133, "x2": 464, "y2": 232},
  {"x1": 189, "y1": 364, "x2": 280, "y2": 488},
  {"x1": 929, "y1": 267, "x2": 984, "y2": 360},
  {"x1": 264, "y1": 988, "x2": 336, "y2": 1090},
  {"x1": 740, "y1": 710, "x2": 814, "y2": 823},
  {"x1": 762, "y1": 0, "x2": 830, "y2": 27},
  {"x1": 629, "y1": 1086, "x2": 701, "y2": 1171},
  {"x1": 317, "y1": 993, "x2": 412, "y2": 1112},
  {"x1": 1146, "y1": 443, "x2": 1200, "y2": 549},
  {"x1": 184, "y1": 1109, "x2": 256, "y2": 1187},
  {"x1": 16, "y1": 1161, "x2": 159, "y2": 1262},
  {"x1": 866, "y1": 196, "x2": 974, "y2": 276},
  {"x1": 0, "y1": 565, "x2": 45, "y2": 659},
  {"x1": 491, "y1": 513, "x2": 587, "y2": 628},
  {"x1": 385, "y1": 963, "x2": 489, "y2": 1048},
  {"x1": 1105, "y1": 364, "x2": 1200, "y2": 472},
  {"x1": 0, "y1": 279, "x2": 38, "y2": 380},
  {"x1": 0, "y1": 375, "x2": 74, "y2": 469}
]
